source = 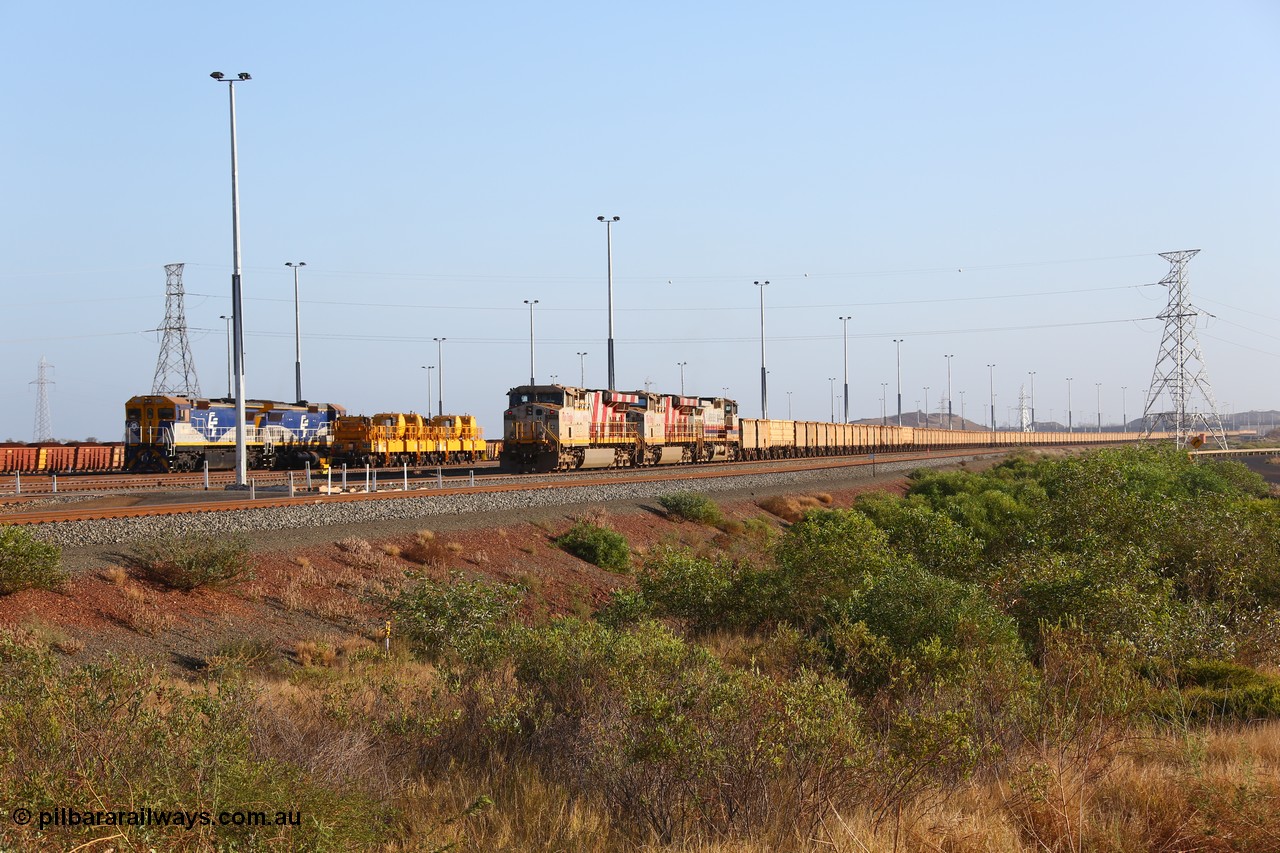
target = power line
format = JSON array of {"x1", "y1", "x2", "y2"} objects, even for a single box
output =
[{"x1": 184, "y1": 280, "x2": 1159, "y2": 314}]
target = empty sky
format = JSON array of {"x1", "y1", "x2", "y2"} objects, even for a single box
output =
[{"x1": 2, "y1": 1, "x2": 1277, "y2": 441}]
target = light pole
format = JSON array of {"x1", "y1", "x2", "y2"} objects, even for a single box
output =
[
  {"x1": 894, "y1": 339, "x2": 904, "y2": 427},
  {"x1": 944, "y1": 354, "x2": 954, "y2": 430},
  {"x1": 433, "y1": 337, "x2": 446, "y2": 416},
  {"x1": 880, "y1": 382, "x2": 888, "y2": 425},
  {"x1": 285, "y1": 261, "x2": 306, "y2": 402},
  {"x1": 756, "y1": 280, "x2": 769, "y2": 419},
  {"x1": 219, "y1": 315, "x2": 231, "y2": 398},
  {"x1": 924, "y1": 386, "x2": 930, "y2": 427},
  {"x1": 677, "y1": 361, "x2": 688, "y2": 396},
  {"x1": 1028, "y1": 371, "x2": 1036, "y2": 431},
  {"x1": 1066, "y1": 377, "x2": 1074, "y2": 433},
  {"x1": 576, "y1": 351, "x2": 588, "y2": 387},
  {"x1": 839, "y1": 315, "x2": 851, "y2": 423},
  {"x1": 420, "y1": 365, "x2": 434, "y2": 414},
  {"x1": 828, "y1": 377, "x2": 836, "y2": 423},
  {"x1": 1121, "y1": 386, "x2": 1128, "y2": 432},
  {"x1": 523, "y1": 300, "x2": 538, "y2": 386},
  {"x1": 1096, "y1": 382, "x2": 1102, "y2": 433},
  {"x1": 787, "y1": 390, "x2": 793, "y2": 419},
  {"x1": 959, "y1": 390, "x2": 966, "y2": 425},
  {"x1": 987, "y1": 364, "x2": 996, "y2": 434},
  {"x1": 597, "y1": 215, "x2": 620, "y2": 389},
  {"x1": 210, "y1": 71, "x2": 251, "y2": 486}
]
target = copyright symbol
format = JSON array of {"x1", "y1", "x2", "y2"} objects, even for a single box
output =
[{"x1": 12, "y1": 808, "x2": 31, "y2": 825}]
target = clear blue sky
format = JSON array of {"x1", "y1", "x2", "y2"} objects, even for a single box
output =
[{"x1": 2, "y1": 1, "x2": 1277, "y2": 441}]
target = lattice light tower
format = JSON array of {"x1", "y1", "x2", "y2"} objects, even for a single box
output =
[
  {"x1": 31, "y1": 356, "x2": 54, "y2": 442},
  {"x1": 151, "y1": 263, "x2": 202, "y2": 397},
  {"x1": 1141, "y1": 249, "x2": 1227, "y2": 449}
]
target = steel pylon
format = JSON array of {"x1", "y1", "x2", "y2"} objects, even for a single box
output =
[
  {"x1": 1140, "y1": 249, "x2": 1227, "y2": 449},
  {"x1": 150, "y1": 263, "x2": 202, "y2": 397}
]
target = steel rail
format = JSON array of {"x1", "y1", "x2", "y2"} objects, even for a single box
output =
[{"x1": 0, "y1": 449, "x2": 1008, "y2": 526}]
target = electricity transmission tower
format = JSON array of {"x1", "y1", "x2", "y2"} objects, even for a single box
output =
[
  {"x1": 31, "y1": 357, "x2": 54, "y2": 442},
  {"x1": 1141, "y1": 249, "x2": 1227, "y2": 449},
  {"x1": 151, "y1": 263, "x2": 202, "y2": 397}
]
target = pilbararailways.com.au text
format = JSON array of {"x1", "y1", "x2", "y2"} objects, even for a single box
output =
[{"x1": 19, "y1": 807, "x2": 301, "y2": 831}]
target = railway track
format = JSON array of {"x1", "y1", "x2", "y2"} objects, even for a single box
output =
[
  {"x1": 0, "y1": 449, "x2": 1001, "y2": 526},
  {"x1": 0, "y1": 462, "x2": 502, "y2": 496}
]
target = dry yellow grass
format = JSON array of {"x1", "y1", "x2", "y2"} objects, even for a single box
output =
[
  {"x1": 757, "y1": 494, "x2": 825, "y2": 522},
  {"x1": 120, "y1": 584, "x2": 172, "y2": 636},
  {"x1": 100, "y1": 566, "x2": 127, "y2": 585}
]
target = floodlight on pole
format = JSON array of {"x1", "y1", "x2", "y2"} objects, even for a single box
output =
[
  {"x1": 433, "y1": 337, "x2": 446, "y2": 416},
  {"x1": 756, "y1": 280, "x2": 769, "y2": 419},
  {"x1": 894, "y1": 339, "x2": 904, "y2": 427},
  {"x1": 945, "y1": 354, "x2": 954, "y2": 430},
  {"x1": 219, "y1": 315, "x2": 231, "y2": 398},
  {"x1": 286, "y1": 261, "x2": 306, "y2": 403},
  {"x1": 987, "y1": 364, "x2": 996, "y2": 434},
  {"x1": 1066, "y1": 377, "x2": 1074, "y2": 433},
  {"x1": 677, "y1": 361, "x2": 687, "y2": 396},
  {"x1": 210, "y1": 70, "x2": 251, "y2": 486},
  {"x1": 597, "y1": 216, "x2": 620, "y2": 390},
  {"x1": 523, "y1": 301, "x2": 538, "y2": 385},
  {"x1": 1096, "y1": 382, "x2": 1102, "y2": 433},
  {"x1": 838, "y1": 316, "x2": 851, "y2": 423},
  {"x1": 420, "y1": 365, "x2": 434, "y2": 413},
  {"x1": 576, "y1": 352, "x2": 588, "y2": 387}
]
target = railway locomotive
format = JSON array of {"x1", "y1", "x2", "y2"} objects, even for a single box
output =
[
  {"x1": 124, "y1": 394, "x2": 346, "y2": 472},
  {"x1": 120, "y1": 394, "x2": 489, "y2": 474},
  {"x1": 502, "y1": 383, "x2": 1174, "y2": 473},
  {"x1": 502, "y1": 385, "x2": 740, "y2": 472},
  {"x1": 331, "y1": 413, "x2": 487, "y2": 467}
]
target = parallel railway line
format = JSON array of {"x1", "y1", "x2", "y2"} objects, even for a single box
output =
[{"x1": 0, "y1": 448, "x2": 1002, "y2": 526}]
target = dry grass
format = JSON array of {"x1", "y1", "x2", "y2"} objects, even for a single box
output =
[
  {"x1": 280, "y1": 577, "x2": 304, "y2": 611},
  {"x1": 404, "y1": 530, "x2": 452, "y2": 567},
  {"x1": 294, "y1": 639, "x2": 338, "y2": 668},
  {"x1": 120, "y1": 584, "x2": 172, "y2": 636},
  {"x1": 382, "y1": 543, "x2": 403, "y2": 558},
  {"x1": 100, "y1": 566, "x2": 127, "y2": 585},
  {"x1": 756, "y1": 494, "x2": 825, "y2": 523}
]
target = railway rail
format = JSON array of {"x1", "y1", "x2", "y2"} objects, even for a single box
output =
[{"x1": 0, "y1": 448, "x2": 1002, "y2": 526}]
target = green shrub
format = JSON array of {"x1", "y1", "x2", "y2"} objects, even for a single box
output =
[
  {"x1": 506, "y1": 618, "x2": 871, "y2": 841},
  {"x1": 0, "y1": 526, "x2": 65, "y2": 594},
  {"x1": 657, "y1": 491, "x2": 725, "y2": 526},
  {"x1": 593, "y1": 588, "x2": 652, "y2": 629},
  {"x1": 771, "y1": 509, "x2": 901, "y2": 624},
  {"x1": 554, "y1": 521, "x2": 631, "y2": 572},
  {"x1": 128, "y1": 532, "x2": 252, "y2": 590},
  {"x1": 389, "y1": 572, "x2": 522, "y2": 665},
  {"x1": 635, "y1": 546, "x2": 771, "y2": 633},
  {"x1": 854, "y1": 494, "x2": 985, "y2": 581}
]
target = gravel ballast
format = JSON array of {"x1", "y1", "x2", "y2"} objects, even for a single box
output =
[{"x1": 29, "y1": 454, "x2": 993, "y2": 551}]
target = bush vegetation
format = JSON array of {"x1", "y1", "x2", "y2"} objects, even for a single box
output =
[
  {"x1": 0, "y1": 525, "x2": 64, "y2": 594},
  {"x1": 656, "y1": 491, "x2": 725, "y2": 525},
  {"x1": 7, "y1": 445, "x2": 1280, "y2": 851},
  {"x1": 128, "y1": 532, "x2": 253, "y2": 590},
  {"x1": 552, "y1": 521, "x2": 631, "y2": 572}
]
